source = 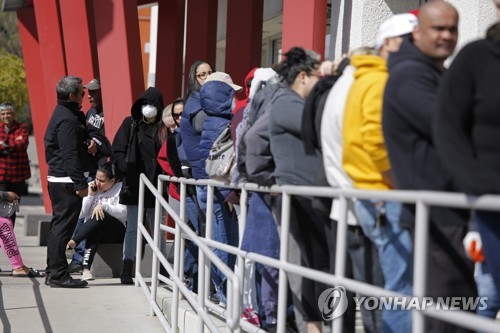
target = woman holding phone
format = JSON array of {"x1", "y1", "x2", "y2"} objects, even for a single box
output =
[{"x1": 66, "y1": 162, "x2": 126, "y2": 280}]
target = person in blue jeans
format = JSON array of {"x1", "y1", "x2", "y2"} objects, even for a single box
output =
[{"x1": 355, "y1": 200, "x2": 413, "y2": 332}]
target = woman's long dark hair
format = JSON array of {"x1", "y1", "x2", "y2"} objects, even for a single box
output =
[
  {"x1": 185, "y1": 60, "x2": 215, "y2": 100},
  {"x1": 276, "y1": 47, "x2": 321, "y2": 85},
  {"x1": 98, "y1": 161, "x2": 117, "y2": 181}
]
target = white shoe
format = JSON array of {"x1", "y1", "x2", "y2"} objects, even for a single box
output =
[{"x1": 81, "y1": 270, "x2": 94, "y2": 281}]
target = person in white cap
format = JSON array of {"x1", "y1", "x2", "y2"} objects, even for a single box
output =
[
  {"x1": 196, "y1": 71, "x2": 241, "y2": 305},
  {"x1": 341, "y1": 12, "x2": 417, "y2": 333}
]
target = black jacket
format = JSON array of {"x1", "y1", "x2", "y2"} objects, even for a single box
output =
[
  {"x1": 112, "y1": 87, "x2": 164, "y2": 206},
  {"x1": 382, "y1": 37, "x2": 468, "y2": 225},
  {"x1": 44, "y1": 100, "x2": 89, "y2": 190},
  {"x1": 435, "y1": 24, "x2": 500, "y2": 195}
]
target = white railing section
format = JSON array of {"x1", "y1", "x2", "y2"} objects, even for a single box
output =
[{"x1": 135, "y1": 173, "x2": 500, "y2": 333}]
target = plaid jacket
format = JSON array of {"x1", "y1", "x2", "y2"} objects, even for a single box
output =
[{"x1": 0, "y1": 122, "x2": 31, "y2": 182}]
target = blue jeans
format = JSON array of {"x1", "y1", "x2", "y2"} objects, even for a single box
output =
[
  {"x1": 476, "y1": 261, "x2": 500, "y2": 320},
  {"x1": 196, "y1": 185, "x2": 238, "y2": 303},
  {"x1": 70, "y1": 217, "x2": 86, "y2": 265},
  {"x1": 355, "y1": 199, "x2": 413, "y2": 333},
  {"x1": 183, "y1": 194, "x2": 201, "y2": 279},
  {"x1": 475, "y1": 210, "x2": 500, "y2": 294},
  {"x1": 123, "y1": 205, "x2": 167, "y2": 261}
]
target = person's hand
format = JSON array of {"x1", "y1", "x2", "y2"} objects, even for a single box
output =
[
  {"x1": 463, "y1": 231, "x2": 485, "y2": 262},
  {"x1": 92, "y1": 203, "x2": 105, "y2": 221},
  {"x1": 6, "y1": 191, "x2": 19, "y2": 203},
  {"x1": 319, "y1": 60, "x2": 335, "y2": 76},
  {"x1": 76, "y1": 188, "x2": 89, "y2": 198},
  {"x1": 88, "y1": 139, "x2": 97, "y2": 155},
  {"x1": 88, "y1": 182, "x2": 97, "y2": 196}
]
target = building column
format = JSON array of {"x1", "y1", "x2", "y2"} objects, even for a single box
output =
[
  {"x1": 156, "y1": 0, "x2": 185, "y2": 103},
  {"x1": 59, "y1": 0, "x2": 99, "y2": 112},
  {"x1": 282, "y1": 0, "x2": 327, "y2": 59},
  {"x1": 19, "y1": 0, "x2": 68, "y2": 212},
  {"x1": 185, "y1": 0, "x2": 218, "y2": 81},
  {"x1": 225, "y1": 0, "x2": 263, "y2": 96},
  {"x1": 93, "y1": 0, "x2": 144, "y2": 141}
]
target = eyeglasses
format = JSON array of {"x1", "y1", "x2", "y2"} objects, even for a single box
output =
[
  {"x1": 173, "y1": 112, "x2": 183, "y2": 119},
  {"x1": 196, "y1": 71, "x2": 213, "y2": 80}
]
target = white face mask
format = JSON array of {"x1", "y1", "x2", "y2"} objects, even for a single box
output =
[
  {"x1": 231, "y1": 98, "x2": 236, "y2": 111},
  {"x1": 142, "y1": 104, "x2": 157, "y2": 118}
]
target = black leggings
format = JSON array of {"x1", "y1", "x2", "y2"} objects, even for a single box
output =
[{"x1": 73, "y1": 212, "x2": 125, "y2": 268}]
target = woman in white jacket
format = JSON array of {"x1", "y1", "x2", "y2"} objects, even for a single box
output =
[{"x1": 67, "y1": 162, "x2": 127, "y2": 280}]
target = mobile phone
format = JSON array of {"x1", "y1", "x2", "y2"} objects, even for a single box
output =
[{"x1": 90, "y1": 183, "x2": 97, "y2": 191}]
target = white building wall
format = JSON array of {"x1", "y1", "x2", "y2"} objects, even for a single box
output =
[
  {"x1": 448, "y1": 0, "x2": 497, "y2": 49},
  {"x1": 334, "y1": 0, "x2": 497, "y2": 60}
]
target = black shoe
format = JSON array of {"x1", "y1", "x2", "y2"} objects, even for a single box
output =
[
  {"x1": 67, "y1": 262, "x2": 83, "y2": 274},
  {"x1": 49, "y1": 274, "x2": 88, "y2": 288},
  {"x1": 120, "y1": 259, "x2": 134, "y2": 285},
  {"x1": 45, "y1": 274, "x2": 51, "y2": 286}
]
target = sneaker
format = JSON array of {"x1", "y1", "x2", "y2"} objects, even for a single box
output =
[
  {"x1": 67, "y1": 262, "x2": 83, "y2": 274},
  {"x1": 82, "y1": 269, "x2": 94, "y2": 281}
]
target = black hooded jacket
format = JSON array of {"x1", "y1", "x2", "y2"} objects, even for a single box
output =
[
  {"x1": 112, "y1": 87, "x2": 164, "y2": 206},
  {"x1": 382, "y1": 37, "x2": 468, "y2": 226},
  {"x1": 434, "y1": 23, "x2": 500, "y2": 195}
]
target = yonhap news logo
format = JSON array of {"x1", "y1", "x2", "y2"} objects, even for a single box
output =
[
  {"x1": 318, "y1": 287, "x2": 349, "y2": 320},
  {"x1": 318, "y1": 287, "x2": 488, "y2": 321}
]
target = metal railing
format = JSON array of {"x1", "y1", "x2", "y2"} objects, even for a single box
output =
[{"x1": 135, "y1": 173, "x2": 500, "y2": 333}]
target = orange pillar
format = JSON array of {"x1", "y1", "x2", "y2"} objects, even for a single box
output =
[
  {"x1": 225, "y1": 0, "x2": 263, "y2": 96},
  {"x1": 282, "y1": 0, "x2": 327, "y2": 59},
  {"x1": 156, "y1": 0, "x2": 185, "y2": 103},
  {"x1": 59, "y1": 0, "x2": 99, "y2": 112},
  {"x1": 185, "y1": 0, "x2": 217, "y2": 84},
  {"x1": 93, "y1": 0, "x2": 144, "y2": 141}
]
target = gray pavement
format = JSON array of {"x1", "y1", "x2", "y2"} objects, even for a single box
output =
[{"x1": 0, "y1": 193, "x2": 165, "y2": 333}]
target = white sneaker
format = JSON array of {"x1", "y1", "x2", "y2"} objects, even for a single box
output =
[{"x1": 81, "y1": 270, "x2": 94, "y2": 281}]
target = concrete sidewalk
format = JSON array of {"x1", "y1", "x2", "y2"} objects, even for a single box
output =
[{"x1": 0, "y1": 195, "x2": 165, "y2": 333}]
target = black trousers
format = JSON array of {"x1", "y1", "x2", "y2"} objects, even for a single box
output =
[
  {"x1": 410, "y1": 222, "x2": 477, "y2": 333},
  {"x1": 73, "y1": 212, "x2": 125, "y2": 268},
  {"x1": 0, "y1": 181, "x2": 25, "y2": 227},
  {"x1": 46, "y1": 182, "x2": 82, "y2": 279}
]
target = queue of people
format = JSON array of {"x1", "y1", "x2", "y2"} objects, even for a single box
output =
[{"x1": 3, "y1": 1, "x2": 499, "y2": 333}]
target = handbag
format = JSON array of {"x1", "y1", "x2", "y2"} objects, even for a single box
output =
[
  {"x1": 0, "y1": 200, "x2": 18, "y2": 218},
  {"x1": 205, "y1": 125, "x2": 235, "y2": 182}
]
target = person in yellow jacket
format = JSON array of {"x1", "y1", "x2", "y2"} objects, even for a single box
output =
[{"x1": 342, "y1": 13, "x2": 417, "y2": 333}]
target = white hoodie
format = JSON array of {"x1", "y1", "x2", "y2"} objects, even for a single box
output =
[
  {"x1": 320, "y1": 65, "x2": 359, "y2": 225},
  {"x1": 79, "y1": 182, "x2": 127, "y2": 225}
]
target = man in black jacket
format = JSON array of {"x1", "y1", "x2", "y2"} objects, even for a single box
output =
[
  {"x1": 435, "y1": 0, "x2": 500, "y2": 320},
  {"x1": 44, "y1": 76, "x2": 89, "y2": 288},
  {"x1": 382, "y1": 2, "x2": 476, "y2": 332}
]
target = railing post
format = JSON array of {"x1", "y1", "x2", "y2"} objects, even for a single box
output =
[
  {"x1": 332, "y1": 195, "x2": 348, "y2": 332},
  {"x1": 204, "y1": 184, "x2": 215, "y2": 303},
  {"x1": 276, "y1": 192, "x2": 291, "y2": 333},
  {"x1": 235, "y1": 188, "x2": 248, "y2": 332},
  {"x1": 136, "y1": 175, "x2": 146, "y2": 288},
  {"x1": 413, "y1": 201, "x2": 429, "y2": 333},
  {"x1": 149, "y1": 177, "x2": 163, "y2": 316},
  {"x1": 172, "y1": 181, "x2": 186, "y2": 332}
]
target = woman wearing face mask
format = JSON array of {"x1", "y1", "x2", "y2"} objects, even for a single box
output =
[
  {"x1": 111, "y1": 87, "x2": 167, "y2": 284},
  {"x1": 66, "y1": 162, "x2": 126, "y2": 281}
]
